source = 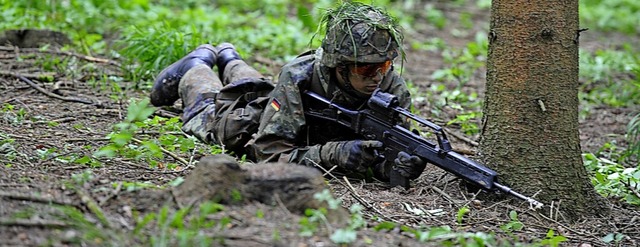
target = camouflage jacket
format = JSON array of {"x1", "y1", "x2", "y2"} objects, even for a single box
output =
[{"x1": 246, "y1": 48, "x2": 412, "y2": 180}]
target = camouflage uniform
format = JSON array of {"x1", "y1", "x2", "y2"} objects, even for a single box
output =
[
  {"x1": 248, "y1": 48, "x2": 412, "y2": 178},
  {"x1": 179, "y1": 48, "x2": 411, "y2": 180}
]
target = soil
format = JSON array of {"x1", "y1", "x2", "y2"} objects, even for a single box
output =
[{"x1": 1, "y1": 4, "x2": 639, "y2": 247}]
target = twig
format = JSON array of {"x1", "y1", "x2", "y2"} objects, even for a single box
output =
[
  {"x1": 119, "y1": 159, "x2": 155, "y2": 171},
  {"x1": 0, "y1": 191, "x2": 77, "y2": 207},
  {"x1": 99, "y1": 182, "x2": 122, "y2": 207},
  {"x1": 534, "y1": 211, "x2": 600, "y2": 239},
  {"x1": 0, "y1": 45, "x2": 121, "y2": 67},
  {"x1": 64, "y1": 137, "x2": 110, "y2": 142},
  {"x1": 131, "y1": 137, "x2": 189, "y2": 166},
  {"x1": 444, "y1": 128, "x2": 478, "y2": 147},
  {"x1": 153, "y1": 108, "x2": 180, "y2": 119},
  {"x1": 0, "y1": 70, "x2": 57, "y2": 80},
  {"x1": 212, "y1": 233, "x2": 274, "y2": 246},
  {"x1": 0, "y1": 183, "x2": 31, "y2": 187},
  {"x1": 429, "y1": 186, "x2": 462, "y2": 205},
  {"x1": 622, "y1": 180, "x2": 640, "y2": 200},
  {"x1": 272, "y1": 194, "x2": 294, "y2": 218},
  {"x1": 0, "y1": 218, "x2": 69, "y2": 228},
  {"x1": 72, "y1": 185, "x2": 111, "y2": 229},
  {"x1": 33, "y1": 116, "x2": 76, "y2": 124},
  {"x1": 15, "y1": 74, "x2": 95, "y2": 105}
]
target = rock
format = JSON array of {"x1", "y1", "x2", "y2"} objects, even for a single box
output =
[
  {"x1": 172, "y1": 154, "x2": 337, "y2": 213},
  {"x1": 245, "y1": 161, "x2": 327, "y2": 212},
  {"x1": 172, "y1": 154, "x2": 248, "y2": 207},
  {"x1": 113, "y1": 154, "x2": 349, "y2": 226}
]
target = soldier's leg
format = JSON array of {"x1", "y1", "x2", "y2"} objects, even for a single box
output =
[
  {"x1": 149, "y1": 44, "x2": 223, "y2": 145},
  {"x1": 179, "y1": 64, "x2": 225, "y2": 144},
  {"x1": 216, "y1": 43, "x2": 265, "y2": 85}
]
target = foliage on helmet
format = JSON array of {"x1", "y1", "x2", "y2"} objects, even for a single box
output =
[{"x1": 317, "y1": 2, "x2": 405, "y2": 68}]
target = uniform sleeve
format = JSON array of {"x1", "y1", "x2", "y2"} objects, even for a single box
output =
[{"x1": 246, "y1": 65, "x2": 316, "y2": 164}]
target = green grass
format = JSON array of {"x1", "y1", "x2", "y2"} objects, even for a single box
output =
[{"x1": 580, "y1": 0, "x2": 640, "y2": 34}]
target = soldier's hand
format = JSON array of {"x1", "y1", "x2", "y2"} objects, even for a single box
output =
[
  {"x1": 320, "y1": 140, "x2": 383, "y2": 173},
  {"x1": 393, "y1": 151, "x2": 427, "y2": 179}
]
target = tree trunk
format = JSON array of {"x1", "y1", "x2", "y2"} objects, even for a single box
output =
[{"x1": 480, "y1": 0, "x2": 609, "y2": 221}]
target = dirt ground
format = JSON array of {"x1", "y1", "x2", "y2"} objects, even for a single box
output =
[{"x1": 1, "y1": 5, "x2": 639, "y2": 247}]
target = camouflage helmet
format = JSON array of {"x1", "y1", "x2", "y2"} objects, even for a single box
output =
[{"x1": 319, "y1": 2, "x2": 403, "y2": 68}]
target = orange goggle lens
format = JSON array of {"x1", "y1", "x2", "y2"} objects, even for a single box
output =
[{"x1": 350, "y1": 60, "x2": 392, "y2": 78}]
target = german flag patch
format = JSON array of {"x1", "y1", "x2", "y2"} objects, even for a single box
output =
[{"x1": 270, "y1": 98, "x2": 281, "y2": 111}]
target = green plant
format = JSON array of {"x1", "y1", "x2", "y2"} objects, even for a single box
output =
[
  {"x1": 402, "y1": 225, "x2": 498, "y2": 245},
  {"x1": 71, "y1": 170, "x2": 94, "y2": 186},
  {"x1": 53, "y1": 206, "x2": 113, "y2": 245},
  {"x1": 602, "y1": 232, "x2": 628, "y2": 245},
  {"x1": 456, "y1": 206, "x2": 470, "y2": 224},
  {"x1": 424, "y1": 4, "x2": 447, "y2": 30},
  {"x1": 132, "y1": 201, "x2": 227, "y2": 246},
  {"x1": 1, "y1": 103, "x2": 27, "y2": 125},
  {"x1": 627, "y1": 112, "x2": 640, "y2": 160},
  {"x1": 94, "y1": 98, "x2": 157, "y2": 160},
  {"x1": 0, "y1": 134, "x2": 18, "y2": 161},
  {"x1": 538, "y1": 229, "x2": 567, "y2": 247},
  {"x1": 118, "y1": 24, "x2": 210, "y2": 83},
  {"x1": 72, "y1": 155, "x2": 102, "y2": 168},
  {"x1": 299, "y1": 189, "x2": 340, "y2": 237},
  {"x1": 583, "y1": 151, "x2": 640, "y2": 205},
  {"x1": 476, "y1": 0, "x2": 491, "y2": 9},
  {"x1": 579, "y1": 48, "x2": 638, "y2": 84},
  {"x1": 578, "y1": 47, "x2": 640, "y2": 119},
  {"x1": 116, "y1": 181, "x2": 159, "y2": 192},
  {"x1": 500, "y1": 210, "x2": 524, "y2": 233},
  {"x1": 431, "y1": 32, "x2": 488, "y2": 85},
  {"x1": 94, "y1": 97, "x2": 224, "y2": 170},
  {"x1": 298, "y1": 189, "x2": 367, "y2": 245},
  {"x1": 447, "y1": 111, "x2": 482, "y2": 136},
  {"x1": 579, "y1": 0, "x2": 640, "y2": 34}
]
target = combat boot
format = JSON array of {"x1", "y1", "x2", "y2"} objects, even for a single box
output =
[
  {"x1": 215, "y1": 42, "x2": 242, "y2": 79},
  {"x1": 150, "y1": 44, "x2": 217, "y2": 106}
]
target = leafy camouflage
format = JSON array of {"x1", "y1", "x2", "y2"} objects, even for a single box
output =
[{"x1": 318, "y1": 2, "x2": 404, "y2": 67}]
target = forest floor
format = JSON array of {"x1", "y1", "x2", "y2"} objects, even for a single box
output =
[{"x1": 1, "y1": 5, "x2": 639, "y2": 247}]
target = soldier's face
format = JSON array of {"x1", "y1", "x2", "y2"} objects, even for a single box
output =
[{"x1": 344, "y1": 61, "x2": 391, "y2": 95}]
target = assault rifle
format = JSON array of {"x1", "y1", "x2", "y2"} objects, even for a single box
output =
[{"x1": 303, "y1": 89, "x2": 543, "y2": 208}]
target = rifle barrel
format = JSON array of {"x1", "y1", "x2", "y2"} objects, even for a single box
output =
[{"x1": 494, "y1": 182, "x2": 544, "y2": 209}]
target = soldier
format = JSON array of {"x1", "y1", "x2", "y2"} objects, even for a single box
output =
[{"x1": 150, "y1": 2, "x2": 426, "y2": 183}]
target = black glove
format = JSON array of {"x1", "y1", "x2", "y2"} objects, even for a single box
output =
[
  {"x1": 320, "y1": 140, "x2": 383, "y2": 173},
  {"x1": 393, "y1": 151, "x2": 427, "y2": 179}
]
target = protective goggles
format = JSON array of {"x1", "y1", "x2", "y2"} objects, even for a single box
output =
[{"x1": 349, "y1": 60, "x2": 392, "y2": 78}]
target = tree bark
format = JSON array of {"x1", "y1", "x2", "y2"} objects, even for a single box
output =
[{"x1": 480, "y1": 0, "x2": 609, "y2": 221}]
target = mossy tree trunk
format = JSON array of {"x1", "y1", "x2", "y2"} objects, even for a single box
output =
[{"x1": 480, "y1": 0, "x2": 609, "y2": 221}]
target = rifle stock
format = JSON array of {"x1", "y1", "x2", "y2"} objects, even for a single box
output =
[{"x1": 303, "y1": 89, "x2": 543, "y2": 208}]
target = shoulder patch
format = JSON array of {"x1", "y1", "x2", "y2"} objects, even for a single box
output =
[{"x1": 270, "y1": 98, "x2": 281, "y2": 111}]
